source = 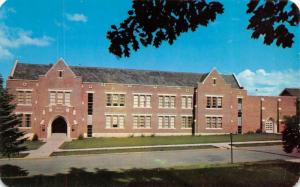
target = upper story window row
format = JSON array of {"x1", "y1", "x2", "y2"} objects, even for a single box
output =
[
  {"x1": 105, "y1": 93, "x2": 193, "y2": 109},
  {"x1": 17, "y1": 90, "x2": 32, "y2": 105},
  {"x1": 106, "y1": 93, "x2": 125, "y2": 107},
  {"x1": 206, "y1": 96, "x2": 222, "y2": 109},
  {"x1": 49, "y1": 91, "x2": 71, "y2": 106},
  {"x1": 158, "y1": 95, "x2": 176, "y2": 108},
  {"x1": 133, "y1": 94, "x2": 151, "y2": 108}
]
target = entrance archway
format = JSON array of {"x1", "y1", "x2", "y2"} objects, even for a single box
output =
[{"x1": 52, "y1": 116, "x2": 67, "y2": 134}]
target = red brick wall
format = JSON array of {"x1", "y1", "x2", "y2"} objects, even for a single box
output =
[
  {"x1": 6, "y1": 61, "x2": 297, "y2": 139},
  {"x1": 195, "y1": 70, "x2": 247, "y2": 134},
  {"x1": 243, "y1": 96, "x2": 297, "y2": 133}
]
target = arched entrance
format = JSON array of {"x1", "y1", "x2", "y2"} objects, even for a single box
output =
[{"x1": 52, "y1": 116, "x2": 67, "y2": 134}]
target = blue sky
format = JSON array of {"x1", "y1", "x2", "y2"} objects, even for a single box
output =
[{"x1": 0, "y1": 0, "x2": 299, "y2": 95}]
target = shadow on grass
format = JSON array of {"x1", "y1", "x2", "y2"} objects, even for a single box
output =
[{"x1": 1, "y1": 160, "x2": 299, "y2": 187}]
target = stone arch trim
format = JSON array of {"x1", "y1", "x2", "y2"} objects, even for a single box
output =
[{"x1": 47, "y1": 115, "x2": 71, "y2": 138}]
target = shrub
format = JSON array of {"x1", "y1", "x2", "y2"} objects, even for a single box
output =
[
  {"x1": 31, "y1": 134, "x2": 38, "y2": 141},
  {"x1": 246, "y1": 131, "x2": 255, "y2": 134},
  {"x1": 141, "y1": 134, "x2": 145, "y2": 138},
  {"x1": 255, "y1": 129, "x2": 262, "y2": 134},
  {"x1": 150, "y1": 134, "x2": 155, "y2": 137},
  {"x1": 129, "y1": 134, "x2": 134, "y2": 138},
  {"x1": 78, "y1": 134, "x2": 84, "y2": 140}
]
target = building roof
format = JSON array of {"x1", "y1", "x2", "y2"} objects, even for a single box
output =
[
  {"x1": 10, "y1": 63, "x2": 241, "y2": 88},
  {"x1": 280, "y1": 88, "x2": 300, "y2": 99}
]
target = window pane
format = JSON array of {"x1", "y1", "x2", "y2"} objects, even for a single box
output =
[
  {"x1": 170, "y1": 96, "x2": 175, "y2": 108},
  {"x1": 158, "y1": 96, "x2": 163, "y2": 108},
  {"x1": 164, "y1": 96, "x2": 170, "y2": 108},
  {"x1": 188, "y1": 117, "x2": 193, "y2": 128},
  {"x1": 146, "y1": 95, "x2": 151, "y2": 108},
  {"x1": 133, "y1": 95, "x2": 138, "y2": 107},
  {"x1": 187, "y1": 97, "x2": 192, "y2": 108},
  {"x1": 105, "y1": 116, "x2": 111, "y2": 128},
  {"x1": 146, "y1": 116, "x2": 151, "y2": 128},
  {"x1": 217, "y1": 97, "x2": 222, "y2": 108},
  {"x1": 140, "y1": 95, "x2": 145, "y2": 108},
  {"x1": 170, "y1": 116, "x2": 175, "y2": 128},
  {"x1": 25, "y1": 91, "x2": 32, "y2": 104},
  {"x1": 57, "y1": 92, "x2": 63, "y2": 104},
  {"x1": 119, "y1": 94, "x2": 125, "y2": 106},
  {"x1": 17, "y1": 91, "x2": 24, "y2": 104},
  {"x1": 25, "y1": 114, "x2": 31, "y2": 127},
  {"x1": 65, "y1": 92, "x2": 71, "y2": 105},
  {"x1": 158, "y1": 116, "x2": 163, "y2": 128},
  {"x1": 206, "y1": 117, "x2": 211, "y2": 128},
  {"x1": 112, "y1": 94, "x2": 119, "y2": 106},
  {"x1": 119, "y1": 116, "x2": 124, "y2": 128},
  {"x1": 181, "y1": 116, "x2": 186, "y2": 127},
  {"x1": 106, "y1": 94, "x2": 112, "y2": 106},
  {"x1": 133, "y1": 116, "x2": 138, "y2": 128},
  {"x1": 181, "y1": 97, "x2": 186, "y2": 108},
  {"x1": 212, "y1": 97, "x2": 217, "y2": 108},
  {"x1": 206, "y1": 97, "x2": 211, "y2": 108}
]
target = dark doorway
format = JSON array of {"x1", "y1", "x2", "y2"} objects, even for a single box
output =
[{"x1": 52, "y1": 116, "x2": 67, "y2": 134}]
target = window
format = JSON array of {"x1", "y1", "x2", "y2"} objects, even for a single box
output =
[
  {"x1": 106, "y1": 94, "x2": 125, "y2": 107},
  {"x1": 237, "y1": 98, "x2": 243, "y2": 110},
  {"x1": 49, "y1": 91, "x2": 71, "y2": 105},
  {"x1": 58, "y1": 70, "x2": 63, "y2": 77},
  {"x1": 206, "y1": 116, "x2": 222, "y2": 129},
  {"x1": 237, "y1": 117, "x2": 242, "y2": 126},
  {"x1": 17, "y1": 90, "x2": 32, "y2": 105},
  {"x1": 181, "y1": 96, "x2": 193, "y2": 109},
  {"x1": 25, "y1": 114, "x2": 31, "y2": 127},
  {"x1": 87, "y1": 93, "x2": 93, "y2": 115},
  {"x1": 133, "y1": 94, "x2": 151, "y2": 108},
  {"x1": 213, "y1": 78, "x2": 216, "y2": 85},
  {"x1": 17, "y1": 113, "x2": 31, "y2": 128},
  {"x1": 105, "y1": 115, "x2": 125, "y2": 128},
  {"x1": 181, "y1": 116, "x2": 193, "y2": 128},
  {"x1": 87, "y1": 125, "x2": 93, "y2": 137},
  {"x1": 158, "y1": 95, "x2": 176, "y2": 108},
  {"x1": 65, "y1": 92, "x2": 71, "y2": 106},
  {"x1": 206, "y1": 96, "x2": 222, "y2": 108},
  {"x1": 158, "y1": 116, "x2": 175, "y2": 129},
  {"x1": 133, "y1": 115, "x2": 151, "y2": 128}
]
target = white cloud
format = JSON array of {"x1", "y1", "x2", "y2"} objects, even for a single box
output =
[
  {"x1": 0, "y1": 0, "x2": 6, "y2": 8},
  {"x1": 0, "y1": 24, "x2": 54, "y2": 60},
  {"x1": 237, "y1": 69, "x2": 300, "y2": 96},
  {"x1": 66, "y1": 13, "x2": 88, "y2": 23},
  {"x1": 0, "y1": 46, "x2": 12, "y2": 59}
]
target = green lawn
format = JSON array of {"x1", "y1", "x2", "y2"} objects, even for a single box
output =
[
  {"x1": 51, "y1": 145, "x2": 216, "y2": 157},
  {"x1": 0, "y1": 141, "x2": 44, "y2": 159},
  {"x1": 61, "y1": 134, "x2": 281, "y2": 149},
  {"x1": 1, "y1": 160, "x2": 299, "y2": 187},
  {"x1": 23, "y1": 141, "x2": 45, "y2": 151}
]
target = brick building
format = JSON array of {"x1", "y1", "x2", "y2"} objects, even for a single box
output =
[{"x1": 6, "y1": 59, "x2": 297, "y2": 140}]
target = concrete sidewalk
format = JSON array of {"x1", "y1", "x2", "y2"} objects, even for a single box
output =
[
  {"x1": 26, "y1": 134, "x2": 69, "y2": 158},
  {"x1": 56, "y1": 140, "x2": 282, "y2": 152}
]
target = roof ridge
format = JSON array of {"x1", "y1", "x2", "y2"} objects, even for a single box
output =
[{"x1": 19, "y1": 62, "x2": 211, "y2": 75}]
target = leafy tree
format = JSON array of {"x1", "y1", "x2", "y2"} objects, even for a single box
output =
[
  {"x1": 107, "y1": 0, "x2": 224, "y2": 57},
  {"x1": 107, "y1": 0, "x2": 299, "y2": 58},
  {"x1": 246, "y1": 0, "x2": 299, "y2": 48},
  {"x1": 0, "y1": 74, "x2": 27, "y2": 158},
  {"x1": 282, "y1": 115, "x2": 300, "y2": 153}
]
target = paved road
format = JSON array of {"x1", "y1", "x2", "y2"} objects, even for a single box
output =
[{"x1": 0, "y1": 145, "x2": 299, "y2": 176}]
